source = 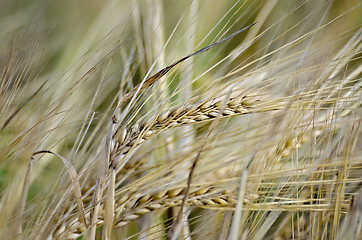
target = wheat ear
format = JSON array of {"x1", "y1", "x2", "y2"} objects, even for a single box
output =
[
  {"x1": 111, "y1": 95, "x2": 260, "y2": 164},
  {"x1": 54, "y1": 186, "x2": 259, "y2": 239}
]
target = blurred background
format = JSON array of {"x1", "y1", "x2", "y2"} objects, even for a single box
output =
[{"x1": 0, "y1": 0, "x2": 361, "y2": 239}]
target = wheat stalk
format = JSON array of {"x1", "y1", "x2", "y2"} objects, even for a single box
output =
[{"x1": 48, "y1": 94, "x2": 261, "y2": 238}]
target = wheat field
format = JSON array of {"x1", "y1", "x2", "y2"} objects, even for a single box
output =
[{"x1": 0, "y1": 0, "x2": 361, "y2": 239}]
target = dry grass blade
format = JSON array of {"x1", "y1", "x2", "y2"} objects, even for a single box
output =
[
  {"x1": 17, "y1": 157, "x2": 34, "y2": 236},
  {"x1": 116, "y1": 22, "x2": 256, "y2": 107},
  {"x1": 32, "y1": 151, "x2": 88, "y2": 229}
]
